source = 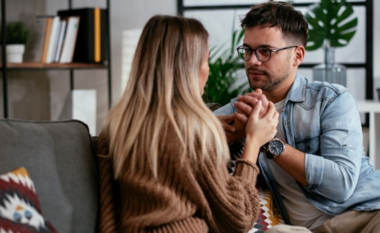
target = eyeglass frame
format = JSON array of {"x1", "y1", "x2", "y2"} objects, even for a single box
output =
[{"x1": 236, "y1": 45, "x2": 298, "y2": 62}]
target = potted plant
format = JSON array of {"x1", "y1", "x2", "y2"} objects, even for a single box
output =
[
  {"x1": 0, "y1": 21, "x2": 31, "y2": 63},
  {"x1": 305, "y1": 0, "x2": 358, "y2": 86},
  {"x1": 305, "y1": 0, "x2": 357, "y2": 50},
  {"x1": 203, "y1": 30, "x2": 250, "y2": 106}
]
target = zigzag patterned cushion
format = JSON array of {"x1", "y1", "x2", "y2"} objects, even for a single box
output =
[
  {"x1": 229, "y1": 145, "x2": 284, "y2": 233},
  {"x1": 0, "y1": 167, "x2": 57, "y2": 233},
  {"x1": 248, "y1": 183, "x2": 284, "y2": 233}
]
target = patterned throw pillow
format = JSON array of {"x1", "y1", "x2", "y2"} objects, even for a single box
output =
[
  {"x1": 228, "y1": 146, "x2": 284, "y2": 233},
  {"x1": 248, "y1": 182, "x2": 284, "y2": 233},
  {"x1": 0, "y1": 167, "x2": 57, "y2": 233}
]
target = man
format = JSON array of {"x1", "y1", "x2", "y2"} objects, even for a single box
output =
[{"x1": 215, "y1": 2, "x2": 380, "y2": 232}]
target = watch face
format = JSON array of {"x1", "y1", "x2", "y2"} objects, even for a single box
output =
[{"x1": 269, "y1": 139, "x2": 284, "y2": 155}]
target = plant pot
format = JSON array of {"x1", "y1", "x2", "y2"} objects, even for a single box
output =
[{"x1": 6, "y1": 44, "x2": 25, "y2": 63}]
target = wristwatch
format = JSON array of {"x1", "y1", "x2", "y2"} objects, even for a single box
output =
[{"x1": 262, "y1": 138, "x2": 285, "y2": 159}]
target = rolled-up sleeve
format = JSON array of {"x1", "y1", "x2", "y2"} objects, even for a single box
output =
[{"x1": 304, "y1": 91, "x2": 363, "y2": 202}]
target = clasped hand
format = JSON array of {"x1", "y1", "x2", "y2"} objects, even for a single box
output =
[{"x1": 218, "y1": 89, "x2": 278, "y2": 146}]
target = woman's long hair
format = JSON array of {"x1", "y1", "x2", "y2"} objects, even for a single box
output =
[{"x1": 102, "y1": 15, "x2": 230, "y2": 178}]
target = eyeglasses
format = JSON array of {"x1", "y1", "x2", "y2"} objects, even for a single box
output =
[{"x1": 236, "y1": 45, "x2": 298, "y2": 62}]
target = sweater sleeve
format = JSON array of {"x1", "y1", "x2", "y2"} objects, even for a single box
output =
[
  {"x1": 197, "y1": 151, "x2": 260, "y2": 233},
  {"x1": 97, "y1": 134, "x2": 118, "y2": 233}
]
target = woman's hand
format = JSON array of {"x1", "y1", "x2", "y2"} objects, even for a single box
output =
[
  {"x1": 245, "y1": 101, "x2": 278, "y2": 147},
  {"x1": 241, "y1": 101, "x2": 279, "y2": 163}
]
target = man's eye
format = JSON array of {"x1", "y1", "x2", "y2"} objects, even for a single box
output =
[{"x1": 259, "y1": 48, "x2": 270, "y2": 54}]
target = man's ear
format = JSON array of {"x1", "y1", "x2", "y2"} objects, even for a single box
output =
[{"x1": 294, "y1": 46, "x2": 305, "y2": 66}]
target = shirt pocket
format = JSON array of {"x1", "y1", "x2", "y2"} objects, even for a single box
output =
[{"x1": 295, "y1": 136, "x2": 320, "y2": 154}]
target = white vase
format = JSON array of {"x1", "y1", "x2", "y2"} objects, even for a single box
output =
[{"x1": 6, "y1": 44, "x2": 25, "y2": 63}]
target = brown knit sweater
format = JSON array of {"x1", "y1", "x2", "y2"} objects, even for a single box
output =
[{"x1": 97, "y1": 131, "x2": 260, "y2": 233}]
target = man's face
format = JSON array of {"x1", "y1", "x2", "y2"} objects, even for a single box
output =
[{"x1": 242, "y1": 26, "x2": 296, "y2": 92}]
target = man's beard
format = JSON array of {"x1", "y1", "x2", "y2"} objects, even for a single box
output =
[{"x1": 246, "y1": 67, "x2": 288, "y2": 91}]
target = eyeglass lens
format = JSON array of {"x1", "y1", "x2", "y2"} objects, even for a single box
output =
[{"x1": 237, "y1": 47, "x2": 272, "y2": 62}]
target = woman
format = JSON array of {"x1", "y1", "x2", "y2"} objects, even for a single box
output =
[{"x1": 98, "y1": 15, "x2": 278, "y2": 232}]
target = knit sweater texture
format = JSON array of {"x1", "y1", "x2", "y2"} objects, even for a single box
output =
[{"x1": 97, "y1": 130, "x2": 260, "y2": 233}]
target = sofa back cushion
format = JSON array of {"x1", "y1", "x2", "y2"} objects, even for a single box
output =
[{"x1": 0, "y1": 119, "x2": 99, "y2": 233}]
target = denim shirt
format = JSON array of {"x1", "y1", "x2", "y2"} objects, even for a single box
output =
[{"x1": 214, "y1": 73, "x2": 380, "y2": 224}]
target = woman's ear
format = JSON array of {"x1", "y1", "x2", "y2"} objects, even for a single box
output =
[{"x1": 294, "y1": 45, "x2": 305, "y2": 66}]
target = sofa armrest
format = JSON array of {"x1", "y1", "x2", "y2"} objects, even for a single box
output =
[{"x1": 0, "y1": 119, "x2": 99, "y2": 233}]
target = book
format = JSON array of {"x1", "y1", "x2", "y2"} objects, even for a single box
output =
[
  {"x1": 57, "y1": 8, "x2": 108, "y2": 63},
  {"x1": 59, "y1": 16, "x2": 80, "y2": 63},
  {"x1": 45, "y1": 16, "x2": 60, "y2": 63},
  {"x1": 30, "y1": 16, "x2": 50, "y2": 62},
  {"x1": 54, "y1": 19, "x2": 67, "y2": 62},
  {"x1": 40, "y1": 16, "x2": 54, "y2": 63}
]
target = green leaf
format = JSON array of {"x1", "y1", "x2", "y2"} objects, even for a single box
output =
[
  {"x1": 0, "y1": 21, "x2": 31, "y2": 44},
  {"x1": 203, "y1": 29, "x2": 250, "y2": 105},
  {"x1": 305, "y1": 0, "x2": 357, "y2": 51}
]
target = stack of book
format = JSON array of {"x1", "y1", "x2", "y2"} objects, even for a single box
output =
[{"x1": 31, "y1": 8, "x2": 108, "y2": 64}]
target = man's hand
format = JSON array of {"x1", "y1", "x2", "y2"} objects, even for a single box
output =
[
  {"x1": 216, "y1": 89, "x2": 271, "y2": 143},
  {"x1": 234, "y1": 89, "x2": 269, "y2": 124},
  {"x1": 216, "y1": 114, "x2": 236, "y2": 134},
  {"x1": 215, "y1": 114, "x2": 245, "y2": 143}
]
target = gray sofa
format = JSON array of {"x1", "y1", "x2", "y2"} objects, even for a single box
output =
[{"x1": 0, "y1": 119, "x2": 99, "y2": 233}]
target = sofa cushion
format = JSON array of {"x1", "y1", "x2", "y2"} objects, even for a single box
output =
[
  {"x1": 0, "y1": 119, "x2": 99, "y2": 233},
  {"x1": 0, "y1": 167, "x2": 57, "y2": 232}
]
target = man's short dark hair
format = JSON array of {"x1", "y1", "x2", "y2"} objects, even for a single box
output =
[{"x1": 241, "y1": 1, "x2": 308, "y2": 47}]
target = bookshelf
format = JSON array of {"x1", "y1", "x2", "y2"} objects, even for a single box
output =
[
  {"x1": 0, "y1": 62, "x2": 108, "y2": 70},
  {"x1": 0, "y1": 0, "x2": 112, "y2": 118}
]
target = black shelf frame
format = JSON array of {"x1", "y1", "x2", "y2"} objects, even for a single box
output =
[
  {"x1": 1, "y1": 0, "x2": 8, "y2": 118},
  {"x1": 1, "y1": 0, "x2": 112, "y2": 118},
  {"x1": 178, "y1": 0, "x2": 374, "y2": 101}
]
